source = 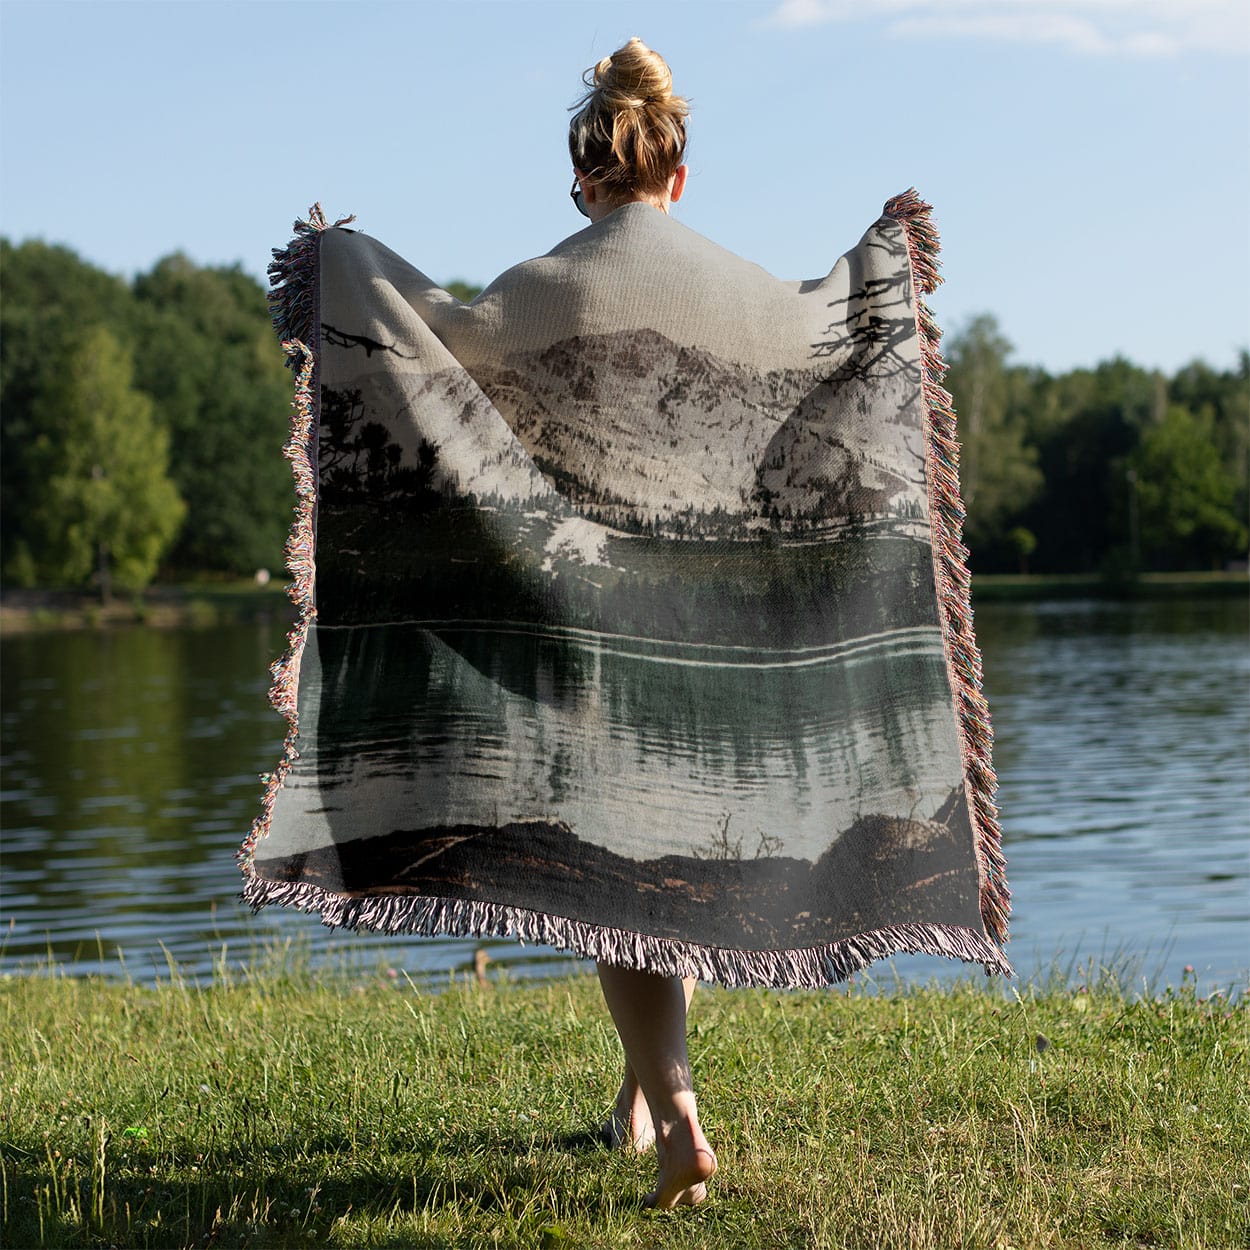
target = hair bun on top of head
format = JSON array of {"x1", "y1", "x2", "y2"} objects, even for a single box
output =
[
  {"x1": 592, "y1": 36, "x2": 675, "y2": 108},
  {"x1": 569, "y1": 37, "x2": 688, "y2": 197}
]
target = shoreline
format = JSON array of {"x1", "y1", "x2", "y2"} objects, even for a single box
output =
[
  {"x1": 0, "y1": 582, "x2": 297, "y2": 634},
  {"x1": 0, "y1": 570, "x2": 1244, "y2": 634},
  {"x1": 968, "y1": 569, "x2": 1248, "y2": 601}
]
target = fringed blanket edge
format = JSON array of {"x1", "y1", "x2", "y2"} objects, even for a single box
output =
[
  {"x1": 882, "y1": 189, "x2": 1011, "y2": 950},
  {"x1": 237, "y1": 205, "x2": 351, "y2": 882},
  {"x1": 240, "y1": 870, "x2": 1013, "y2": 988}
]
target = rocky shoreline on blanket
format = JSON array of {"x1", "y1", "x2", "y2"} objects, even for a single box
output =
[{"x1": 252, "y1": 785, "x2": 977, "y2": 950}]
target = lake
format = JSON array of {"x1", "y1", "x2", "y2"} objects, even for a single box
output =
[{"x1": 2, "y1": 596, "x2": 1246, "y2": 994}]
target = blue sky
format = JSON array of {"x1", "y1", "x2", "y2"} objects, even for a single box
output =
[{"x1": 1, "y1": 0, "x2": 1246, "y2": 374}]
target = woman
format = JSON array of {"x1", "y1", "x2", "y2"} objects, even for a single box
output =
[
  {"x1": 566, "y1": 38, "x2": 717, "y2": 1210},
  {"x1": 246, "y1": 32, "x2": 1009, "y2": 1222}
]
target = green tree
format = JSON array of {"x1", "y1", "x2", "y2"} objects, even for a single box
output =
[
  {"x1": 1169, "y1": 353, "x2": 1250, "y2": 541},
  {"x1": 131, "y1": 255, "x2": 293, "y2": 574},
  {"x1": 445, "y1": 280, "x2": 483, "y2": 303},
  {"x1": 1128, "y1": 405, "x2": 1246, "y2": 570},
  {"x1": 943, "y1": 315, "x2": 1043, "y2": 564},
  {"x1": 23, "y1": 327, "x2": 185, "y2": 597},
  {"x1": 1, "y1": 239, "x2": 138, "y2": 580},
  {"x1": 1006, "y1": 526, "x2": 1037, "y2": 574},
  {"x1": 1019, "y1": 357, "x2": 1162, "y2": 572}
]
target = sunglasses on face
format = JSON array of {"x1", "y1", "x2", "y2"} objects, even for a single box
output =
[{"x1": 570, "y1": 177, "x2": 589, "y2": 218}]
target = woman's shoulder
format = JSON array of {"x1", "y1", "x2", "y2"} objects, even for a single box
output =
[
  {"x1": 481, "y1": 205, "x2": 792, "y2": 311},
  {"x1": 464, "y1": 207, "x2": 840, "y2": 370}
]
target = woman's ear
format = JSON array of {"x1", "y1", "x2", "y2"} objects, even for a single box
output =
[{"x1": 669, "y1": 165, "x2": 688, "y2": 203}]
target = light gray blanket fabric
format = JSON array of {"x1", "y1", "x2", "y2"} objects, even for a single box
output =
[{"x1": 239, "y1": 192, "x2": 1011, "y2": 987}]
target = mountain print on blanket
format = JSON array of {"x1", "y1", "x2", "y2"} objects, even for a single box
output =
[
  {"x1": 251, "y1": 234, "x2": 988, "y2": 955},
  {"x1": 310, "y1": 253, "x2": 935, "y2": 638}
]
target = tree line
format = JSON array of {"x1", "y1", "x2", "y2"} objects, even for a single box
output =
[
  {"x1": 1, "y1": 239, "x2": 296, "y2": 596},
  {"x1": 1, "y1": 238, "x2": 1245, "y2": 596},
  {"x1": 944, "y1": 315, "x2": 1247, "y2": 575}
]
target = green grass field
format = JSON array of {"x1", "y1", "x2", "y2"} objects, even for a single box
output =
[{"x1": 2, "y1": 953, "x2": 1246, "y2": 1249}]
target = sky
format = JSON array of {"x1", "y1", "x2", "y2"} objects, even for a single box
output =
[{"x1": 1, "y1": 0, "x2": 1247, "y2": 375}]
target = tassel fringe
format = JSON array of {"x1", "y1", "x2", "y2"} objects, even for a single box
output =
[
  {"x1": 240, "y1": 871, "x2": 1013, "y2": 988},
  {"x1": 237, "y1": 205, "x2": 351, "y2": 877},
  {"x1": 265, "y1": 202, "x2": 355, "y2": 362},
  {"x1": 883, "y1": 188, "x2": 1011, "y2": 947}
]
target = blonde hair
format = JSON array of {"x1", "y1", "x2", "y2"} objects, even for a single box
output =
[{"x1": 568, "y1": 37, "x2": 689, "y2": 199}]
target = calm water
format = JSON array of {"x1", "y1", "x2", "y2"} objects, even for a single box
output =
[{"x1": 2, "y1": 596, "x2": 1246, "y2": 991}]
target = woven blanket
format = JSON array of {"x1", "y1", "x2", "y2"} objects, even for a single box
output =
[{"x1": 238, "y1": 192, "x2": 1011, "y2": 987}]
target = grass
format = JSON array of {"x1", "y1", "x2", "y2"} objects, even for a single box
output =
[{"x1": 1, "y1": 955, "x2": 1246, "y2": 1250}]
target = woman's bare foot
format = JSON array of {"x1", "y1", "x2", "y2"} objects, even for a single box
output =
[
  {"x1": 643, "y1": 1115, "x2": 717, "y2": 1209},
  {"x1": 601, "y1": 1076, "x2": 655, "y2": 1150},
  {"x1": 593, "y1": 966, "x2": 710, "y2": 1204},
  {"x1": 601, "y1": 1106, "x2": 656, "y2": 1152}
]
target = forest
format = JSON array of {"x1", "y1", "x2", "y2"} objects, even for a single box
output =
[{"x1": 1, "y1": 237, "x2": 1246, "y2": 594}]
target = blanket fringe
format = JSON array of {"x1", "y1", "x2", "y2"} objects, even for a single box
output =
[
  {"x1": 883, "y1": 189, "x2": 1010, "y2": 947},
  {"x1": 265, "y1": 203, "x2": 355, "y2": 355},
  {"x1": 237, "y1": 205, "x2": 351, "y2": 877},
  {"x1": 241, "y1": 872, "x2": 1014, "y2": 988}
]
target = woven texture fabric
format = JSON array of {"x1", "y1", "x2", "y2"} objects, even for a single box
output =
[{"x1": 239, "y1": 194, "x2": 1011, "y2": 987}]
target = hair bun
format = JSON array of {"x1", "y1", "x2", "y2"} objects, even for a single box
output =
[
  {"x1": 593, "y1": 36, "x2": 675, "y2": 111},
  {"x1": 569, "y1": 37, "x2": 688, "y2": 198}
]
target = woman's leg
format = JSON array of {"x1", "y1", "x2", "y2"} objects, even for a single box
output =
[
  {"x1": 602, "y1": 976, "x2": 696, "y2": 1151},
  {"x1": 595, "y1": 963, "x2": 717, "y2": 1208}
]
